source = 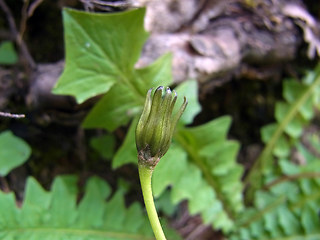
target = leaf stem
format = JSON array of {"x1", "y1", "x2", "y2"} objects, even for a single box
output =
[{"x1": 138, "y1": 165, "x2": 167, "y2": 240}]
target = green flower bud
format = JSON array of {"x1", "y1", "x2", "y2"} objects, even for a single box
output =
[{"x1": 136, "y1": 86, "x2": 188, "y2": 169}]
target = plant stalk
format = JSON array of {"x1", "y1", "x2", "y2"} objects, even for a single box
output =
[{"x1": 138, "y1": 165, "x2": 167, "y2": 240}]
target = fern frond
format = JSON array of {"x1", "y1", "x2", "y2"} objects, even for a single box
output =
[
  {"x1": 0, "y1": 176, "x2": 180, "y2": 240},
  {"x1": 230, "y1": 141, "x2": 320, "y2": 240},
  {"x1": 152, "y1": 116, "x2": 244, "y2": 233},
  {"x1": 245, "y1": 64, "x2": 320, "y2": 196}
]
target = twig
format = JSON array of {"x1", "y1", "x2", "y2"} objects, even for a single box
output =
[
  {"x1": 19, "y1": 0, "x2": 30, "y2": 39},
  {"x1": 0, "y1": 177, "x2": 10, "y2": 193},
  {"x1": 0, "y1": 112, "x2": 25, "y2": 118},
  {"x1": 263, "y1": 172, "x2": 320, "y2": 190},
  {"x1": 79, "y1": 0, "x2": 133, "y2": 11},
  {"x1": 185, "y1": 224, "x2": 210, "y2": 240},
  {"x1": 28, "y1": 0, "x2": 44, "y2": 17},
  {"x1": 0, "y1": 0, "x2": 36, "y2": 70}
]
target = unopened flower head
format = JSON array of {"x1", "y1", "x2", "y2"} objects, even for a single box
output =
[{"x1": 136, "y1": 86, "x2": 187, "y2": 168}]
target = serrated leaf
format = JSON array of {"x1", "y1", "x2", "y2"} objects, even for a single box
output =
[
  {"x1": 53, "y1": 8, "x2": 148, "y2": 103},
  {"x1": 0, "y1": 131, "x2": 31, "y2": 176},
  {"x1": 21, "y1": 178, "x2": 51, "y2": 226},
  {"x1": 0, "y1": 175, "x2": 179, "y2": 239},
  {"x1": 153, "y1": 116, "x2": 243, "y2": 233},
  {"x1": 245, "y1": 65, "x2": 320, "y2": 196},
  {"x1": 152, "y1": 144, "x2": 187, "y2": 198},
  {"x1": 50, "y1": 176, "x2": 78, "y2": 227},
  {"x1": 232, "y1": 144, "x2": 320, "y2": 240},
  {"x1": 77, "y1": 176, "x2": 111, "y2": 227},
  {"x1": 178, "y1": 116, "x2": 232, "y2": 148}
]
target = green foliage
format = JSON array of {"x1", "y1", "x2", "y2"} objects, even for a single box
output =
[
  {"x1": 52, "y1": 7, "x2": 242, "y2": 234},
  {"x1": 0, "y1": 41, "x2": 18, "y2": 65},
  {"x1": 46, "y1": 5, "x2": 320, "y2": 239},
  {"x1": 0, "y1": 175, "x2": 180, "y2": 240},
  {"x1": 230, "y1": 140, "x2": 320, "y2": 240},
  {"x1": 152, "y1": 116, "x2": 243, "y2": 233},
  {"x1": 53, "y1": 8, "x2": 172, "y2": 131},
  {"x1": 0, "y1": 130, "x2": 31, "y2": 176},
  {"x1": 235, "y1": 67, "x2": 320, "y2": 239},
  {"x1": 245, "y1": 65, "x2": 320, "y2": 194},
  {"x1": 90, "y1": 133, "x2": 115, "y2": 159}
]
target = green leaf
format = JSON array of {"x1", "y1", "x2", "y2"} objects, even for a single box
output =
[
  {"x1": 90, "y1": 133, "x2": 116, "y2": 159},
  {"x1": 301, "y1": 204, "x2": 320, "y2": 234},
  {"x1": 53, "y1": 8, "x2": 149, "y2": 103},
  {"x1": 112, "y1": 118, "x2": 138, "y2": 169},
  {"x1": 173, "y1": 80, "x2": 201, "y2": 124},
  {"x1": 0, "y1": 41, "x2": 18, "y2": 65},
  {"x1": 0, "y1": 175, "x2": 179, "y2": 239},
  {"x1": 275, "y1": 102, "x2": 304, "y2": 138},
  {"x1": 153, "y1": 116, "x2": 244, "y2": 233},
  {"x1": 82, "y1": 84, "x2": 142, "y2": 130},
  {"x1": 0, "y1": 131, "x2": 31, "y2": 176},
  {"x1": 245, "y1": 65, "x2": 320, "y2": 196},
  {"x1": 50, "y1": 176, "x2": 78, "y2": 227},
  {"x1": 178, "y1": 116, "x2": 232, "y2": 148},
  {"x1": 54, "y1": 8, "x2": 174, "y2": 131},
  {"x1": 232, "y1": 142, "x2": 320, "y2": 240},
  {"x1": 81, "y1": 53, "x2": 173, "y2": 131},
  {"x1": 152, "y1": 144, "x2": 187, "y2": 198}
]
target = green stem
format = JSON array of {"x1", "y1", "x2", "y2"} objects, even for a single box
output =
[{"x1": 138, "y1": 165, "x2": 167, "y2": 240}]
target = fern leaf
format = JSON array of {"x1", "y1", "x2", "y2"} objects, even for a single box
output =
[
  {"x1": 152, "y1": 116, "x2": 244, "y2": 233},
  {"x1": 245, "y1": 64, "x2": 320, "y2": 194},
  {"x1": 230, "y1": 141, "x2": 320, "y2": 240},
  {"x1": 0, "y1": 176, "x2": 180, "y2": 240}
]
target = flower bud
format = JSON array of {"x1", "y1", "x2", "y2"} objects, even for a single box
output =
[{"x1": 136, "y1": 86, "x2": 187, "y2": 169}]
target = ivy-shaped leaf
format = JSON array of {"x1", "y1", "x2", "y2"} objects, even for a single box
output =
[
  {"x1": 53, "y1": 8, "x2": 173, "y2": 131},
  {"x1": 0, "y1": 175, "x2": 180, "y2": 240},
  {"x1": 0, "y1": 130, "x2": 31, "y2": 176},
  {"x1": 53, "y1": 8, "x2": 149, "y2": 104}
]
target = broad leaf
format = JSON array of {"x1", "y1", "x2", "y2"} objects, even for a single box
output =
[
  {"x1": 82, "y1": 53, "x2": 173, "y2": 131},
  {"x1": 54, "y1": 8, "x2": 173, "y2": 131},
  {"x1": 53, "y1": 8, "x2": 149, "y2": 104},
  {"x1": 0, "y1": 130, "x2": 31, "y2": 176}
]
